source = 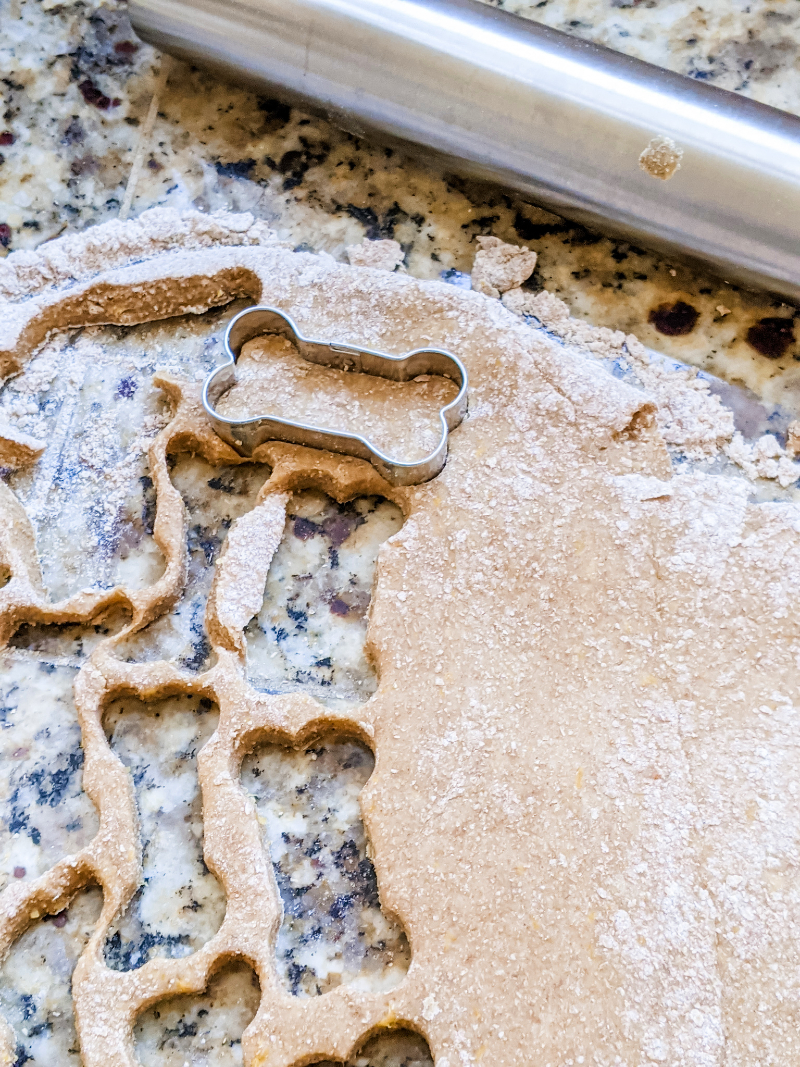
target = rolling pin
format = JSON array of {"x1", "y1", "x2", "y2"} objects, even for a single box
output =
[{"x1": 129, "y1": 0, "x2": 800, "y2": 303}]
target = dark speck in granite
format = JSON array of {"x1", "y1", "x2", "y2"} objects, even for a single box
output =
[
  {"x1": 513, "y1": 208, "x2": 567, "y2": 241},
  {"x1": 746, "y1": 316, "x2": 796, "y2": 359},
  {"x1": 215, "y1": 157, "x2": 256, "y2": 180},
  {"x1": 78, "y1": 79, "x2": 121, "y2": 111},
  {"x1": 116, "y1": 375, "x2": 137, "y2": 399},
  {"x1": 258, "y1": 96, "x2": 292, "y2": 131},
  {"x1": 62, "y1": 118, "x2": 85, "y2": 145},
  {"x1": 648, "y1": 300, "x2": 700, "y2": 336},
  {"x1": 114, "y1": 40, "x2": 139, "y2": 58}
]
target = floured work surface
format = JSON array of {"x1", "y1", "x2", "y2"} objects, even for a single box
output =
[{"x1": 0, "y1": 210, "x2": 799, "y2": 1067}]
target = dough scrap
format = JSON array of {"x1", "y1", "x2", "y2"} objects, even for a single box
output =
[
  {"x1": 470, "y1": 235, "x2": 537, "y2": 298},
  {"x1": 639, "y1": 135, "x2": 683, "y2": 180},
  {"x1": 346, "y1": 239, "x2": 405, "y2": 272},
  {"x1": 0, "y1": 211, "x2": 798, "y2": 1067},
  {"x1": 501, "y1": 284, "x2": 800, "y2": 478}
]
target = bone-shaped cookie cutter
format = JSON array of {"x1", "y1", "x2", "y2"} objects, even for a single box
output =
[{"x1": 202, "y1": 305, "x2": 468, "y2": 486}]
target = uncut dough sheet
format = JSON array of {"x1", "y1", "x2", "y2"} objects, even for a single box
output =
[{"x1": 0, "y1": 210, "x2": 798, "y2": 1067}]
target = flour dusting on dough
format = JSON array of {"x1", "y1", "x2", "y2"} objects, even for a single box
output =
[{"x1": 0, "y1": 210, "x2": 799, "y2": 1067}]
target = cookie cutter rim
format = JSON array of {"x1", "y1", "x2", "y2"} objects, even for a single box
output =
[{"x1": 201, "y1": 305, "x2": 469, "y2": 486}]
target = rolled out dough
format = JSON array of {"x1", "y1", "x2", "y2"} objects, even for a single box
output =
[{"x1": 0, "y1": 209, "x2": 798, "y2": 1067}]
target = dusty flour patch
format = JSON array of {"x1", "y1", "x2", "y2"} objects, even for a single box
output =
[
  {"x1": 67, "y1": 341, "x2": 170, "y2": 521},
  {"x1": 0, "y1": 298, "x2": 252, "y2": 601},
  {"x1": 0, "y1": 330, "x2": 170, "y2": 598}
]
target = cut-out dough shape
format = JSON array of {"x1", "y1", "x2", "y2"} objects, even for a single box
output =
[{"x1": 202, "y1": 305, "x2": 468, "y2": 485}]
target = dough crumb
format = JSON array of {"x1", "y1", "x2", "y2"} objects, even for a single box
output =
[
  {"x1": 471, "y1": 235, "x2": 537, "y2": 298},
  {"x1": 502, "y1": 286, "x2": 568, "y2": 322},
  {"x1": 422, "y1": 995, "x2": 441, "y2": 1021},
  {"x1": 639, "y1": 136, "x2": 683, "y2": 181},
  {"x1": 346, "y1": 239, "x2": 405, "y2": 272},
  {"x1": 725, "y1": 431, "x2": 800, "y2": 487}
]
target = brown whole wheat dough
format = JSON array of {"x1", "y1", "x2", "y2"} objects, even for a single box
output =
[{"x1": 0, "y1": 209, "x2": 798, "y2": 1067}]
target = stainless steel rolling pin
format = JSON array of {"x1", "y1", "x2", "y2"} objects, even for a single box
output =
[{"x1": 129, "y1": 0, "x2": 800, "y2": 303}]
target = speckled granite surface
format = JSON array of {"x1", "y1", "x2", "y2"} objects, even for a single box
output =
[{"x1": 2, "y1": 0, "x2": 800, "y2": 412}]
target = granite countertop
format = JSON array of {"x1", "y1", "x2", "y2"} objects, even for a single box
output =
[{"x1": 1, "y1": 0, "x2": 800, "y2": 410}]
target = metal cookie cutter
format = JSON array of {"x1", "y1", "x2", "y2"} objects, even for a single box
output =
[{"x1": 202, "y1": 305, "x2": 468, "y2": 486}]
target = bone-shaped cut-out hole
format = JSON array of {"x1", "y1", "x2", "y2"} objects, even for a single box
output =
[
  {"x1": 0, "y1": 299, "x2": 251, "y2": 605},
  {"x1": 241, "y1": 735, "x2": 410, "y2": 996},
  {"x1": 117, "y1": 457, "x2": 272, "y2": 672},
  {"x1": 134, "y1": 959, "x2": 261, "y2": 1067},
  {"x1": 245, "y1": 490, "x2": 403, "y2": 708},
  {"x1": 310, "y1": 1029, "x2": 434, "y2": 1067},
  {"x1": 0, "y1": 652, "x2": 99, "y2": 887},
  {"x1": 0, "y1": 885, "x2": 103, "y2": 1067},
  {"x1": 214, "y1": 332, "x2": 460, "y2": 465},
  {"x1": 9, "y1": 604, "x2": 132, "y2": 664},
  {"x1": 0, "y1": 327, "x2": 168, "y2": 603},
  {"x1": 102, "y1": 694, "x2": 224, "y2": 970}
]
